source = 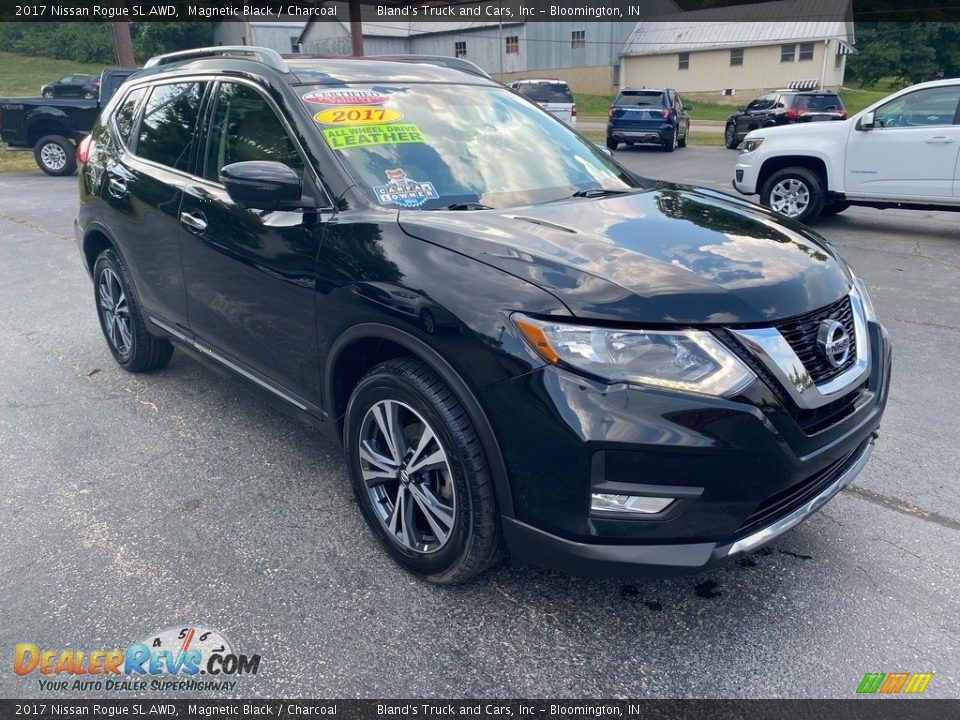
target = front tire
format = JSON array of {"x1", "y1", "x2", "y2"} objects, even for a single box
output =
[
  {"x1": 92, "y1": 249, "x2": 174, "y2": 372},
  {"x1": 760, "y1": 167, "x2": 825, "y2": 223},
  {"x1": 345, "y1": 358, "x2": 503, "y2": 584},
  {"x1": 34, "y1": 135, "x2": 77, "y2": 176},
  {"x1": 724, "y1": 124, "x2": 738, "y2": 149}
]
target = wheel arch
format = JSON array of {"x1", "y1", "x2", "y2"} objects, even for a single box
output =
[
  {"x1": 27, "y1": 120, "x2": 75, "y2": 147},
  {"x1": 757, "y1": 155, "x2": 829, "y2": 197},
  {"x1": 81, "y1": 223, "x2": 129, "y2": 277},
  {"x1": 325, "y1": 323, "x2": 516, "y2": 518}
]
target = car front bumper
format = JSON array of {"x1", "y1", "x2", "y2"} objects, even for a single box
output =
[
  {"x1": 733, "y1": 153, "x2": 760, "y2": 194},
  {"x1": 480, "y1": 319, "x2": 891, "y2": 578}
]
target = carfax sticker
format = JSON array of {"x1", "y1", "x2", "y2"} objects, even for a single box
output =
[
  {"x1": 314, "y1": 106, "x2": 403, "y2": 125},
  {"x1": 373, "y1": 169, "x2": 439, "y2": 208},
  {"x1": 322, "y1": 124, "x2": 425, "y2": 150},
  {"x1": 302, "y1": 89, "x2": 389, "y2": 105}
]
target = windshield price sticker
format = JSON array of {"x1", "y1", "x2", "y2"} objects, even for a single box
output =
[
  {"x1": 303, "y1": 89, "x2": 389, "y2": 105},
  {"x1": 373, "y1": 169, "x2": 439, "y2": 208},
  {"x1": 322, "y1": 124, "x2": 426, "y2": 150},
  {"x1": 314, "y1": 107, "x2": 403, "y2": 125}
]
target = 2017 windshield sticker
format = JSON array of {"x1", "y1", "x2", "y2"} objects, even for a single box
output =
[
  {"x1": 302, "y1": 89, "x2": 389, "y2": 105},
  {"x1": 373, "y1": 169, "x2": 438, "y2": 208},
  {"x1": 314, "y1": 106, "x2": 403, "y2": 125},
  {"x1": 322, "y1": 124, "x2": 425, "y2": 150}
]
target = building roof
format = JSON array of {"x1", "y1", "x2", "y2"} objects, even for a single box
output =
[
  {"x1": 621, "y1": 0, "x2": 853, "y2": 56},
  {"x1": 299, "y1": 19, "x2": 521, "y2": 42}
]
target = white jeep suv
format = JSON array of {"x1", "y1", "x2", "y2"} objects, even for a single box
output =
[{"x1": 733, "y1": 79, "x2": 960, "y2": 222}]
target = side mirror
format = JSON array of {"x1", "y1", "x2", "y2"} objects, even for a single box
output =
[
  {"x1": 595, "y1": 143, "x2": 613, "y2": 157},
  {"x1": 858, "y1": 111, "x2": 876, "y2": 131},
  {"x1": 220, "y1": 161, "x2": 306, "y2": 211}
]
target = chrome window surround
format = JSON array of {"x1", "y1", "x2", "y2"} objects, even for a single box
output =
[{"x1": 727, "y1": 286, "x2": 870, "y2": 410}]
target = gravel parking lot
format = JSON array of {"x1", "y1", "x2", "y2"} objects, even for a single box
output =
[{"x1": 1, "y1": 148, "x2": 958, "y2": 699}]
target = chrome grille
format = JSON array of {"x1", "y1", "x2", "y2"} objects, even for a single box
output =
[{"x1": 775, "y1": 295, "x2": 857, "y2": 384}]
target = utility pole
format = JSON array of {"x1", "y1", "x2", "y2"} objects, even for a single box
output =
[{"x1": 108, "y1": 0, "x2": 135, "y2": 67}]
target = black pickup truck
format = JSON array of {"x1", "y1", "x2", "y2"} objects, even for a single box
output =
[{"x1": 0, "y1": 68, "x2": 137, "y2": 176}]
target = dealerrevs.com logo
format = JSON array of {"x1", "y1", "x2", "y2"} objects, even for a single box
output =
[{"x1": 14, "y1": 625, "x2": 261, "y2": 693}]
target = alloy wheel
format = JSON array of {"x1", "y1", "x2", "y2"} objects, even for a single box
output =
[
  {"x1": 98, "y1": 267, "x2": 132, "y2": 355},
  {"x1": 769, "y1": 178, "x2": 810, "y2": 218},
  {"x1": 358, "y1": 399, "x2": 456, "y2": 554},
  {"x1": 40, "y1": 142, "x2": 67, "y2": 172}
]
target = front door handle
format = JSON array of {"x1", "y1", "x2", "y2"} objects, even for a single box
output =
[
  {"x1": 179, "y1": 211, "x2": 207, "y2": 233},
  {"x1": 108, "y1": 177, "x2": 127, "y2": 198},
  {"x1": 926, "y1": 136, "x2": 955, "y2": 144}
]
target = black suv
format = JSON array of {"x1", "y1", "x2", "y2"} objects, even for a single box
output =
[
  {"x1": 75, "y1": 47, "x2": 890, "y2": 583},
  {"x1": 606, "y1": 88, "x2": 691, "y2": 152},
  {"x1": 724, "y1": 90, "x2": 847, "y2": 148}
]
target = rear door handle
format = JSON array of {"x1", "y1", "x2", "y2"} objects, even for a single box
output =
[
  {"x1": 926, "y1": 136, "x2": 955, "y2": 144},
  {"x1": 108, "y1": 177, "x2": 127, "y2": 198},
  {"x1": 179, "y1": 211, "x2": 207, "y2": 233}
]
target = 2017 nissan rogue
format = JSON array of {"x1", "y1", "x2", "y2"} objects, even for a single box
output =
[{"x1": 75, "y1": 48, "x2": 891, "y2": 583}]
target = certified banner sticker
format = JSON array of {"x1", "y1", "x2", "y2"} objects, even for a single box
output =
[
  {"x1": 302, "y1": 89, "x2": 389, "y2": 105},
  {"x1": 322, "y1": 124, "x2": 426, "y2": 150},
  {"x1": 314, "y1": 106, "x2": 403, "y2": 125},
  {"x1": 373, "y1": 168, "x2": 439, "y2": 208}
]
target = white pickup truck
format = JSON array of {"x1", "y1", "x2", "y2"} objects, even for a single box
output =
[{"x1": 732, "y1": 78, "x2": 960, "y2": 222}]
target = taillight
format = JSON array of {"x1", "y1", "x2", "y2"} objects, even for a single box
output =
[
  {"x1": 661, "y1": 107, "x2": 672, "y2": 119},
  {"x1": 571, "y1": 104, "x2": 577, "y2": 118},
  {"x1": 838, "y1": 110, "x2": 848, "y2": 119},
  {"x1": 786, "y1": 108, "x2": 803, "y2": 121},
  {"x1": 77, "y1": 135, "x2": 92, "y2": 165},
  {"x1": 608, "y1": 106, "x2": 615, "y2": 118}
]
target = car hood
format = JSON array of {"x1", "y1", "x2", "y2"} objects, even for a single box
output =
[
  {"x1": 745, "y1": 117, "x2": 852, "y2": 140},
  {"x1": 398, "y1": 184, "x2": 850, "y2": 325}
]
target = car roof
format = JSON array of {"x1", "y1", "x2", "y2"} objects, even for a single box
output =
[
  {"x1": 513, "y1": 78, "x2": 568, "y2": 84},
  {"x1": 619, "y1": 88, "x2": 670, "y2": 93}
]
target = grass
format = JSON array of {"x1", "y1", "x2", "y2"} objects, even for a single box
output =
[
  {"x1": 0, "y1": 52, "x2": 107, "y2": 97},
  {"x1": 0, "y1": 144, "x2": 41, "y2": 174}
]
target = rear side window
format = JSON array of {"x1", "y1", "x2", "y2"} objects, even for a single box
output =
[
  {"x1": 136, "y1": 82, "x2": 206, "y2": 172},
  {"x1": 615, "y1": 91, "x2": 665, "y2": 107},
  {"x1": 113, "y1": 87, "x2": 146, "y2": 148},
  {"x1": 516, "y1": 82, "x2": 574, "y2": 104},
  {"x1": 789, "y1": 94, "x2": 844, "y2": 110},
  {"x1": 203, "y1": 82, "x2": 304, "y2": 182}
]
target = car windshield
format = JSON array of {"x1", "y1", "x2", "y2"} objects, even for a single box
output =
[
  {"x1": 514, "y1": 82, "x2": 574, "y2": 103},
  {"x1": 302, "y1": 83, "x2": 639, "y2": 210},
  {"x1": 615, "y1": 91, "x2": 665, "y2": 107},
  {"x1": 791, "y1": 94, "x2": 843, "y2": 110}
]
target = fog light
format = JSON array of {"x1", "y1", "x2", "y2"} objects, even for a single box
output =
[{"x1": 590, "y1": 493, "x2": 674, "y2": 515}]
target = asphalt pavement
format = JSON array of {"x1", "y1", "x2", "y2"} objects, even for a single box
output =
[{"x1": 1, "y1": 149, "x2": 957, "y2": 699}]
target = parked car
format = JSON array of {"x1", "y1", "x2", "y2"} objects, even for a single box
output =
[
  {"x1": 725, "y1": 89, "x2": 847, "y2": 149},
  {"x1": 509, "y1": 78, "x2": 576, "y2": 126},
  {"x1": 732, "y1": 78, "x2": 960, "y2": 222},
  {"x1": 41, "y1": 73, "x2": 100, "y2": 100},
  {"x1": 606, "y1": 88, "x2": 690, "y2": 152},
  {"x1": 1, "y1": 68, "x2": 138, "y2": 175},
  {"x1": 76, "y1": 46, "x2": 889, "y2": 583}
]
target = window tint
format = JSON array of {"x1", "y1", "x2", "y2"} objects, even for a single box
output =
[
  {"x1": 874, "y1": 86, "x2": 960, "y2": 128},
  {"x1": 615, "y1": 91, "x2": 665, "y2": 107},
  {"x1": 746, "y1": 95, "x2": 776, "y2": 111},
  {"x1": 137, "y1": 82, "x2": 206, "y2": 172},
  {"x1": 113, "y1": 87, "x2": 146, "y2": 148},
  {"x1": 516, "y1": 82, "x2": 574, "y2": 104},
  {"x1": 789, "y1": 94, "x2": 843, "y2": 110},
  {"x1": 203, "y1": 82, "x2": 304, "y2": 182}
]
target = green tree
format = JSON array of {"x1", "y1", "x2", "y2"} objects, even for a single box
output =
[{"x1": 847, "y1": 23, "x2": 960, "y2": 86}]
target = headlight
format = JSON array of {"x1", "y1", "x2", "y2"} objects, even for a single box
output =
[
  {"x1": 742, "y1": 137, "x2": 764, "y2": 153},
  {"x1": 512, "y1": 314, "x2": 755, "y2": 397},
  {"x1": 851, "y1": 275, "x2": 877, "y2": 323}
]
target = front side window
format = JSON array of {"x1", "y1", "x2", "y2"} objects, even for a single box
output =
[
  {"x1": 799, "y1": 42, "x2": 815, "y2": 62},
  {"x1": 305, "y1": 83, "x2": 637, "y2": 210},
  {"x1": 136, "y1": 82, "x2": 206, "y2": 172},
  {"x1": 204, "y1": 82, "x2": 304, "y2": 182},
  {"x1": 455, "y1": 41, "x2": 466, "y2": 58},
  {"x1": 113, "y1": 87, "x2": 146, "y2": 148},
  {"x1": 781, "y1": 44, "x2": 795, "y2": 63},
  {"x1": 745, "y1": 95, "x2": 776, "y2": 112},
  {"x1": 873, "y1": 86, "x2": 960, "y2": 128},
  {"x1": 571, "y1": 30, "x2": 585, "y2": 49}
]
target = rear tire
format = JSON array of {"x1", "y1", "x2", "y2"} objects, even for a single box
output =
[
  {"x1": 724, "y1": 124, "x2": 738, "y2": 149},
  {"x1": 759, "y1": 167, "x2": 825, "y2": 223},
  {"x1": 92, "y1": 249, "x2": 174, "y2": 372},
  {"x1": 34, "y1": 135, "x2": 77, "y2": 176},
  {"x1": 663, "y1": 131, "x2": 677, "y2": 153},
  {"x1": 345, "y1": 358, "x2": 504, "y2": 584},
  {"x1": 605, "y1": 137, "x2": 619, "y2": 151}
]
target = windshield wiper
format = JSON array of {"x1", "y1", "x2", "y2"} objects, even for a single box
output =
[
  {"x1": 439, "y1": 202, "x2": 494, "y2": 211},
  {"x1": 570, "y1": 188, "x2": 632, "y2": 199}
]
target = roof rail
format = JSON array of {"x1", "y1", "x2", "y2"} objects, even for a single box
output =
[
  {"x1": 367, "y1": 55, "x2": 491, "y2": 79},
  {"x1": 144, "y1": 46, "x2": 290, "y2": 73}
]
